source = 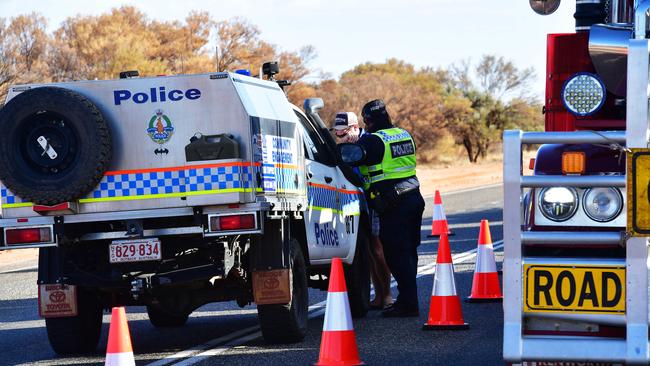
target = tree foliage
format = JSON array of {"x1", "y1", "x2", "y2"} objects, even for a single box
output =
[
  {"x1": 0, "y1": 8, "x2": 543, "y2": 163},
  {"x1": 0, "y1": 7, "x2": 315, "y2": 101},
  {"x1": 444, "y1": 55, "x2": 539, "y2": 162}
]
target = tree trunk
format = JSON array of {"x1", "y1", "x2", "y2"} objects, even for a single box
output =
[{"x1": 462, "y1": 138, "x2": 474, "y2": 162}]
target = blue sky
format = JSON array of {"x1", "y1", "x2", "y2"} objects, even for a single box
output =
[{"x1": 0, "y1": 0, "x2": 575, "y2": 97}]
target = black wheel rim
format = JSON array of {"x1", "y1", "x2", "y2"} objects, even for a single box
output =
[{"x1": 17, "y1": 111, "x2": 79, "y2": 176}]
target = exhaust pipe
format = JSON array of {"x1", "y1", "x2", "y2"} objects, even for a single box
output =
[
  {"x1": 635, "y1": 0, "x2": 650, "y2": 39},
  {"x1": 609, "y1": 0, "x2": 634, "y2": 24},
  {"x1": 574, "y1": 0, "x2": 607, "y2": 31}
]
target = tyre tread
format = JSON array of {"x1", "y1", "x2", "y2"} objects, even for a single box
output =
[{"x1": 0, "y1": 87, "x2": 112, "y2": 205}]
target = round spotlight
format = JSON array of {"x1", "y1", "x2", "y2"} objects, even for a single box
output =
[
  {"x1": 561, "y1": 72, "x2": 606, "y2": 117},
  {"x1": 538, "y1": 187, "x2": 579, "y2": 222},
  {"x1": 582, "y1": 188, "x2": 623, "y2": 222}
]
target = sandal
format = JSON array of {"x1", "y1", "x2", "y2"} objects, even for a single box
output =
[{"x1": 370, "y1": 301, "x2": 394, "y2": 310}]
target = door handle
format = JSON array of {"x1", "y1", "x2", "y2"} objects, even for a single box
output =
[{"x1": 324, "y1": 176, "x2": 333, "y2": 183}]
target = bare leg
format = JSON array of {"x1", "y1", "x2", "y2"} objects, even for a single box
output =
[
  {"x1": 369, "y1": 234, "x2": 393, "y2": 306},
  {"x1": 369, "y1": 241, "x2": 384, "y2": 307}
]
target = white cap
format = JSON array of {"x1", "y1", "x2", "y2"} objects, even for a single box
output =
[{"x1": 333, "y1": 112, "x2": 359, "y2": 130}]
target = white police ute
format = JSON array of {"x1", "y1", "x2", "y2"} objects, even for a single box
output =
[{"x1": 0, "y1": 65, "x2": 370, "y2": 355}]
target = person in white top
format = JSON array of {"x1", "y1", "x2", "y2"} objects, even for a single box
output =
[{"x1": 332, "y1": 111, "x2": 393, "y2": 310}]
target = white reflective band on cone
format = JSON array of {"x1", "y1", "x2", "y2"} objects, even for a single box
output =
[
  {"x1": 105, "y1": 352, "x2": 136, "y2": 366},
  {"x1": 475, "y1": 244, "x2": 497, "y2": 273},
  {"x1": 433, "y1": 204, "x2": 445, "y2": 219},
  {"x1": 432, "y1": 263, "x2": 457, "y2": 296},
  {"x1": 323, "y1": 292, "x2": 353, "y2": 331}
]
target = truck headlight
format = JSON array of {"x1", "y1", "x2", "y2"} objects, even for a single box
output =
[
  {"x1": 561, "y1": 72, "x2": 606, "y2": 117},
  {"x1": 538, "y1": 187, "x2": 578, "y2": 222},
  {"x1": 582, "y1": 188, "x2": 623, "y2": 222}
]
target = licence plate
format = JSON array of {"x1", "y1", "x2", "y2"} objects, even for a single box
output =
[
  {"x1": 523, "y1": 264, "x2": 625, "y2": 315},
  {"x1": 109, "y1": 239, "x2": 161, "y2": 263}
]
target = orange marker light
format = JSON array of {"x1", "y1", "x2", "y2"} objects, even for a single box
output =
[{"x1": 562, "y1": 152, "x2": 586, "y2": 174}]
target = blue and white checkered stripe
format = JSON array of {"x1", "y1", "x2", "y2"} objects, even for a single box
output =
[
  {"x1": 1, "y1": 186, "x2": 30, "y2": 207},
  {"x1": 340, "y1": 191, "x2": 361, "y2": 216},
  {"x1": 1, "y1": 164, "x2": 255, "y2": 207},
  {"x1": 90, "y1": 165, "x2": 250, "y2": 199},
  {"x1": 307, "y1": 184, "x2": 337, "y2": 211}
]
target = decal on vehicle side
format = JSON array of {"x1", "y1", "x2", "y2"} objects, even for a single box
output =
[
  {"x1": 314, "y1": 222, "x2": 340, "y2": 247},
  {"x1": 113, "y1": 87, "x2": 201, "y2": 105},
  {"x1": 147, "y1": 109, "x2": 174, "y2": 144},
  {"x1": 260, "y1": 135, "x2": 297, "y2": 193}
]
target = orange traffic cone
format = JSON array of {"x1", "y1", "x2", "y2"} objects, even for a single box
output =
[
  {"x1": 466, "y1": 220, "x2": 503, "y2": 302},
  {"x1": 314, "y1": 257, "x2": 365, "y2": 366},
  {"x1": 105, "y1": 307, "x2": 135, "y2": 366},
  {"x1": 423, "y1": 232, "x2": 469, "y2": 330},
  {"x1": 428, "y1": 190, "x2": 454, "y2": 238}
]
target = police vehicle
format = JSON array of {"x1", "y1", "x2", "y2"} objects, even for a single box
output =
[{"x1": 0, "y1": 62, "x2": 370, "y2": 354}]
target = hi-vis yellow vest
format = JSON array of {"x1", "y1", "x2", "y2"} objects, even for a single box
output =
[{"x1": 359, "y1": 127, "x2": 417, "y2": 190}]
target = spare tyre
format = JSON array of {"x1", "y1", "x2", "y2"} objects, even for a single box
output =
[{"x1": 0, "y1": 87, "x2": 112, "y2": 206}]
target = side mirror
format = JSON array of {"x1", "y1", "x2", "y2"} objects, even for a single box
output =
[
  {"x1": 529, "y1": 0, "x2": 560, "y2": 15},
  {"x1": 338, "y1": 143, "x2": 366, "y2": 166},
  {"x1": 304, "y1": 98, "x2": 324, "y2": 115}
]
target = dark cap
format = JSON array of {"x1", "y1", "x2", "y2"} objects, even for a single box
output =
[{"x1": 362, "y1": 99, "x2": 387, "y2": 121}]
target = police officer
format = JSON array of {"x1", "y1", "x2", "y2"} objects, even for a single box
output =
[{"x1": 355, "y1": 99, "x2": 424, "y2": 317}]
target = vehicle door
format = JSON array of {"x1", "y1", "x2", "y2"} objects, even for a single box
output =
[
  {"x1": 335, "y1": 168, "x2": 362, "y2": 262},
  {"x1": 293, "y1": 110, "x2": 349, "y2": 262}
]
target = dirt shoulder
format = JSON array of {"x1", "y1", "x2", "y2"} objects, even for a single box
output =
[
  {"x1": 0, "y1": 248, "x2": 39, "y2": 268},
  {"x1": 417, "y1": 159, "x2": 503, "y2": 197}
]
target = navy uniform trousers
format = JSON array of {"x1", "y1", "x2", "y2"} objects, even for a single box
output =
[{"x1": 377, "y1": 190, "x2": 425, "y2": 309}]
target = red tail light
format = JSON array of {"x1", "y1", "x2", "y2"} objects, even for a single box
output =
[
  {"x1": 210, "y1": 214, "x2": 256, "y2": 231},
  {"x1": 5, "y1": 227, "x2": 53, "y2": 245}
]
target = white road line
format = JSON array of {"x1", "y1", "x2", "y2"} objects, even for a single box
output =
[
  {"x1": 148, "y1": 240, "x2": 504, "y2": 366},
  {"x1": 426, "y1": 183, "x2": 502, "y2": 197},
  {"x1": 421, "y1": 221, "x2": 504, "y2": 231},
  {"x1": 0, "y1": 265, "x2": 38, "y2": 274}
]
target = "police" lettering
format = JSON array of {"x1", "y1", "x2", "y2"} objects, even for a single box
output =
[
  {"x1": 314, "y1": 223, "x2": 339, "y2": 247},
  {"x1": 113, "y1": 87, "x2": 201, "y2": 105},
  {"x1": 390, "y1": 140, "x2": 415, "y2": 158}
]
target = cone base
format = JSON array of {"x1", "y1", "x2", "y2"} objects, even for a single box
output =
[
  {"x1": 422, "y1": 323, "x2": 469, "y2": 331},
  {"x1": 465, "y1": 296, "x2": 503, "y2": 303},
  {"x1": 314, "y1": 330, "x2": 365, "y2": 366},
  {"x1": 426, "y1": 232, "x2": 455, "y2": 238},
  {"x1": 313, "y1": 362, "x2": 366, "y2": 366}
]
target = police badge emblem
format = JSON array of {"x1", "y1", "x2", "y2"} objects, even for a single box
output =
[{"x1": 147, "y1": 109, "x2": 174, "y2": 144}]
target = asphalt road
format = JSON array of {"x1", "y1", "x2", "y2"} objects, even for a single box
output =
[{"x1": 0, "y1": 184, "x2": 504, "y2": 366}]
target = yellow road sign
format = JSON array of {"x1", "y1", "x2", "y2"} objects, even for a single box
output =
[
  {"x1": 523, "y1": 264, "x2": 625, "y2": 314},
  {"x1": 628, "y1": 149, "x2": 650, "y2": 235}
]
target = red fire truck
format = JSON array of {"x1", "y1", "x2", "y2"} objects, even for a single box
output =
[{"x1": 504, "y1": 1, "x2": 649, "y2": 364}]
